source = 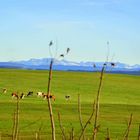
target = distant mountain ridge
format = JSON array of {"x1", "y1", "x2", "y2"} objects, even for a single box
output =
[{"x1": 0, "y1": 58, "x2": 140, "y2": 75}]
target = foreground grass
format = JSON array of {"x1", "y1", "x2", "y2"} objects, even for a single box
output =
[{"x1": 0, "y1": 68, "x2": 139, "y2": 139}]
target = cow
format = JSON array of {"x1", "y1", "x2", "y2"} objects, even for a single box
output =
[
  {"x1": 65, "y1": 95, "x2": 71, "y2": 101},
  {"x1": 20, "y1": 93, "x2": 25, "y2": 99},
  {"x1": 27, "y1": 91, "x2": 33, "y2": 96},
  {"x1": 2, "y1": 88, "x2": 7, "y2": 94},
  {"x1": 12, "y1": 92, "x2": 25, "y2": 99},
  {"x1": 43, "y1": 94, "x2": 56, "y2": 101},
  {"x1": 37, "y1": 92, "x2": 43, "y2": 97},
  {"x1": 11, "y1": 92, "x2": 19, "y2": 99}
]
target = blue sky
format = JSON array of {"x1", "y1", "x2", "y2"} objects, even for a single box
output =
[{"x1": 0, "y1": 0, "x2": 140, "y2": 65}]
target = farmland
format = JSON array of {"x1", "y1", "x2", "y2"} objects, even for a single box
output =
[{"x1": 0, "y1": 68, "x2": 140, "y2": 140}]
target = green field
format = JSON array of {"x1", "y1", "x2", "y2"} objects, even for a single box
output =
[{"x1": 0, "y1": 68, "x2": 140, "y2": 140}]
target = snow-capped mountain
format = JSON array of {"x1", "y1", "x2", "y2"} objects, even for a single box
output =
[{"x1": 0, "y1": 58, "x2": 140, "y2": 74}]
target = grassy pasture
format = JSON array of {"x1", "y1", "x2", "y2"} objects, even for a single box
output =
[{"x1": 0, "y1": 68, "x2": 140, "y2": 139}]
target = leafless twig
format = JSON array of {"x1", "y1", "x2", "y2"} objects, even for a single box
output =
[
  {"x1": 78, "y1": 94, "x2": 85, "y2": 139},
  {"x1": 79, "y1": 102, "x2": 95, "y2": 140},
  {"x1": 123, "y1": 113, "x2": 133, "y2": 140},
  {"x1": 47, "y1": 59, "x2": 56, "y2": 140},
  {"x1": 138, "y1": 124, "x2": 140, "y2": 140},
  {"x1": 35, "y1": 121, "x2": 43, "y2": 140},
  {"x1": 93, "y1": 65, "x2": 105, "y2": 140},
  {"x1": 12, "y1": 111, "x2": 16, "y2": 140},
  {"x1": 70, "y1": 126, "x2": 74, "y2": 140},
  {"x1": 0, "y1": 131, "x2": 1, "y2": 140},
  {"x1": 105, "y1": 128, "x2": 111, "y2": 140},
  {"x1": 12, "y1": 96, "x2": 20, "y2": 140},
  {"x1": 58, "y1": 112, "x2": 67, "y2": 140}
]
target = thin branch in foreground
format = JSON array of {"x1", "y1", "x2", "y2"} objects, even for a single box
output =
[
  {"x1": 14, "y1": 97, "x2": 19, "y2": 140},
  {"x1": 47, "y1": 41, "x2": 70, "y2": 140},
  {"x1": 20, "y1": 118, "x2": 42, "y2": 129},
  {"x1": 79, "y1": 102, "x2": 95, "y2": 140},
  {"x1": 47, "y1": 59, "x2": 55, "y2": 140},
  {"x1": 12, "y1": 111, "x2": 16, "y2": 140},
  {"x1": 123, "y1": 113, "x2": 133, "y2": 140},
  {"x1": 105, "y1": 128, "x2": 111, "y2": 140},
  {"x1": 78, "y1": 94, "x2": 85, "y2": 139},
  {"x1": 35, "y1": 132, "x2": 39, "y2": 140},
  {"x1": 0, "y1": 131, "x2": 1, "y2": 140},
  {"x1": 138, "y1": 124, "x2": 140, "y2": 140},
  {"x1": 12, "y1": 96, "x2": 20, "y2": 140},
  {"x1": 70, "y1": 126, "x2": 74, "y2": 140},
  {"x1": 78, "y1": 94, "x2": 84, "y2": 129},
  {"x1": 35, "y1": 121, "x2": 43, "y2": 140},
  {"x1": 58, "y1": 112, "x2": 67, "y2": 140},
  {"x1": 93, "y1": 65, "x2": 105, "y2": 140}
]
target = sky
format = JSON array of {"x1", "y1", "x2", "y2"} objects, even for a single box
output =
[{"x1": 0, "y1": 0, "x2": 140, "y2": 65}]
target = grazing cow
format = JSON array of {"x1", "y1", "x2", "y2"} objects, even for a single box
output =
[
  {"x1": 11, "y1": 92, "x2": 19, "y2": 99},
  {"x1": 65, "y1": 95, "x2": 71, "y2": 101},
  {"x1": 12, "y1": 92, "x2": 25, "y2": 99},
  {"x1": 43, "y1": 94, "x2": 56, "y2": 101},
  {"x1": 20, "y1": 93, "x2": 25, "y2": 99},
  {"x1": 27, "y1": 91, "x2": 33, "y2": 96},
  {"x1": 37, "y1": 92, "x2": 43, "y2": 97},
  {"x1": 2, "y1": 88, "x2": 7, "y2": 93}
]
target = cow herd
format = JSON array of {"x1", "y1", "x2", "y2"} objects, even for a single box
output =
[
  {"x1": 1, "y1": 88, "x2": 71, "y2": 101},
  {"x1": 11, "y1": 91, "x2": 56, "y2": 101}
]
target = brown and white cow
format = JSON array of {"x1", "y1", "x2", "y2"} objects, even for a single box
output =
[
  {"x1": 11, "y1": 92, "x2": 19, "y2": 99},
  {"x1": 12, "y1": 92, "x2": 25, "y2": 99},
  {"x1": 43, "y1": 93, "x2": 56, "y2": 101}
]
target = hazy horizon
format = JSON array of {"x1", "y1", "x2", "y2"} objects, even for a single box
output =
[{"x1": 1, "y1": 57, "x2": 140, "y2": 66}]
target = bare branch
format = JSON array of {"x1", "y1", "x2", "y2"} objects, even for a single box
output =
[
  {"x1": 49, "y1": 41, "x2": 53, "y2": 58},
  {"x1": 35, "y1": 121, "x2": 43, "y2": 140},
  {"x1": 47, "y1": 59, "x2": 56, "y2": 140},
  {"x1": 123, "y1": 114, "x2": 133, "y2": 140},
  {"x1": 12, "y1": 111, "x2": 16, "y2": 140},
  {"x1": 138, "y1": 124, "x2": 140, "y2": 140},
  {"x1": 105, "y1": 128, "x2": 111, "y2": 140},
  {"x1": 70, "y1": 126, "x2": 74, "y2": 140},
  {"x1": 0, "y1": 131, "x2": 1, "y2": 140},
  {"x1": 79, "y1": 102, "x2": 95, "y2": 140},
  {"x1": 66, "y1": 48, "x2": 70, "y2": 54},
  {"x1": 14, "y1": 97, "x2": 19, "y2": 140},
  {"x1": 78, "y1": 94, "x2": 84, "y2": 130},
  {"x1": 12, "y1": 97, "x2": 20, "y2": 140},
  {"x1": 58, "y1": 112, "x2": 67, "y2": 140},
  {"x1": 93, "y1": 65, "x2": 105, "y2": 140},
  {"x1": 49, "y1": 41, "x2": 53, "y2": 46},
  {"x1": 78, "y1": 94, "x2": 85, "y2": 140}
]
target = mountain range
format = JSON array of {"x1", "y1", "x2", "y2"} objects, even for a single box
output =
[{"x1": 0, "y1": 58, "x2": 140, "y2": 75}]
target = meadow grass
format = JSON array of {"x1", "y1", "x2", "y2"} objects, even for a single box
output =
[{"x1": 0, "y1": 68, "x2": 139, "y2": 139}]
